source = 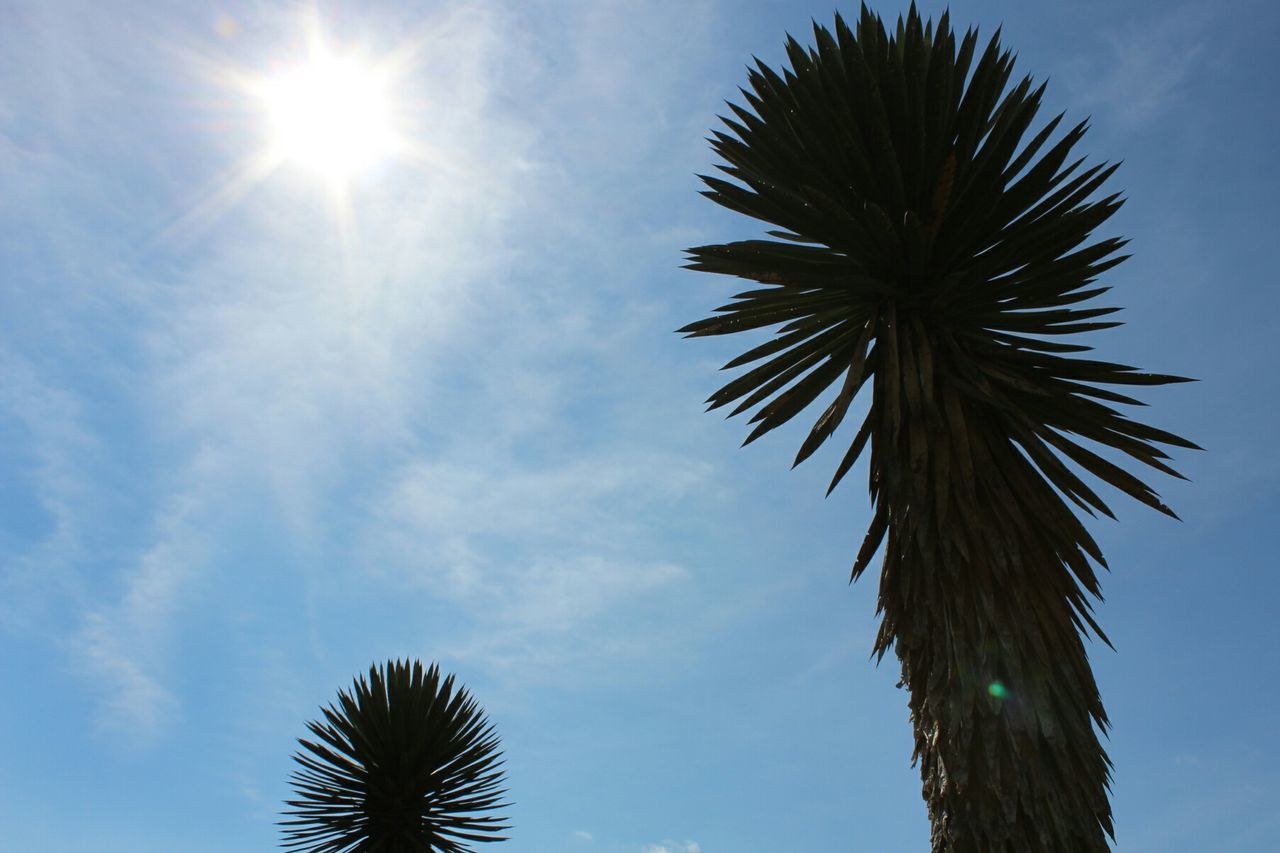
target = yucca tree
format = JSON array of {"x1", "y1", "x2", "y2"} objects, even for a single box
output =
[
  {"x1": 680, "y1": 5, "x2": 1196, "y2": 851},
  {"x1": 281, "y1": 659, "x2": 510, "y2": 852}
]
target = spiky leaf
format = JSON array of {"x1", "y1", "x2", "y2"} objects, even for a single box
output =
[{"x1": 281, "y1": 659, "x2": 510, "y2": 852}]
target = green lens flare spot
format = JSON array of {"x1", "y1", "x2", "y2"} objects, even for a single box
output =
[{"x1": 988, "y1": 681, "x2": 1007, "y2": 699}]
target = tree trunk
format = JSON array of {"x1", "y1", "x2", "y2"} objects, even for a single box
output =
[
  {"x1": 892, "y1": 561, "x2": 1113, "y2": 852},
  {"x1": 870, "y1": 314, "x2": 1115, "y2": 851}
]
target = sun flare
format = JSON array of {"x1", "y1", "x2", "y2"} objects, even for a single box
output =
[
  {"x1": 258, "y1": 49, "x2": 397, "y2": 184},
  {"x1": 160, "y1": 13, "x2": 452, "y2": 245}
]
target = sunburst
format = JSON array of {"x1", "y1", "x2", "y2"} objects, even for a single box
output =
[
  {"x1": 160, "y1": 9, "x2": 434, "y2": 244},
  {"x1": 256, "y1": 44, "x2": 399, "y2": 187}
]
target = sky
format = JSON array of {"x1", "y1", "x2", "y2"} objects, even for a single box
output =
[{"x1": 1, "y1": 0, "x2": 1277, "y2": 850}]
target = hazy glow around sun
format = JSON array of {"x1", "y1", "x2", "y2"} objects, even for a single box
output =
[
  {"x1": 162, "y1": 13, "x2": 451, "y2": 244},
  {"x1": 258, "y1": 48, "x2": 397, "y2": 183}
]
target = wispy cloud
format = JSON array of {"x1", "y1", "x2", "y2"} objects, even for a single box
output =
[
  {"x1": 642, "y1": 841, "x2": 701, "y2": 853},
  {"x1": 1063, "y1": 6, "x2": 1212, "y2": 128},
  {"x1": 74, "y1": 614, "x2": 181, "y2": 742},
  {"x1": 362, "y1": 449, "x2": 707, "y2": 679},
  {"x1": 0, "y1": 353, "x2": 96, "y2": 631},
  {"x1": 70, "y1": 458, "x2": 214, "y2": 742}
]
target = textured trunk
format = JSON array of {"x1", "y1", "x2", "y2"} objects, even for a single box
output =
[
  {"x1": 891, "y1": 559, "x2": 1113, "y2": 852},
  {"x1": 870, "y1": 311, "x2": 1114, "y2": 851}
]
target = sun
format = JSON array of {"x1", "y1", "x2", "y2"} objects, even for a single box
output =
[
  {"x1": 258, "y1": 47, "x2": 398, "y2": 185},
  {"x1": 158, "y1": 13, "x2": 446, "y2": 244}
]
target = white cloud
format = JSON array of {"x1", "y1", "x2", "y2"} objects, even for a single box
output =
[
  {"x1": 370, "y1": 454, "x2": 706, "y2": 583},
  {"x1": 1063, "y1": 7, "x2": 1211, "y2": 128},
  {"x1": 69, "y1": 462, "x2": 213, "y2": 740},
  {"x1": 74, "y1": 612, "x2": 180, "y2": 741},
  {"x1": 362, "y1": 451, "x2": 703, "y2": 678},
  {"x1": 573, "y1": 829, "x2": 594, "y2": 842},
  {"x1": 0, "y1": 353, "x2": 96, "y2": 631},
  {"x1": 530, "y1": 0, "x2": 717, "y2": 167},
  {"x1": 642, "y1": 842, "x2": 701, "y2": 853}
]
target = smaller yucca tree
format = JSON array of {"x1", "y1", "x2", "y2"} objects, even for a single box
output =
[{"x1": 281, "y1": 659, "x2": 510, "y2": 852}]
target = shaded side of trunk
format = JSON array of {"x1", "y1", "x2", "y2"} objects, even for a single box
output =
[{"x1": 867, "y1": 312, "x2": 1114, "y2": 852}]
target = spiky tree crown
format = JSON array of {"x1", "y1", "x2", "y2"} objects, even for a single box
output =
[
  {"x1": 681, "y1": 4, "x2": 1196, "y2": 851},
  {"x1": 281, "y1": 659, "x2": 510, "y2": 853},
  {"x1": 682, "y1": 4, "x2": 1200, "y2": 628}
]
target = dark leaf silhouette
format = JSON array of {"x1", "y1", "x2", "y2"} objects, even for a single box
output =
[{"x1": 281, "y1": 659, "x2": 510, "y2": 852}]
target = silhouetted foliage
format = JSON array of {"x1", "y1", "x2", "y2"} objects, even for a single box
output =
[
  {"x1": 681, "y1": 4, "x2": 1197, "y2": 851},
  {"x1": 281, "y1": 659, "x2": 510, "y2": 852}
]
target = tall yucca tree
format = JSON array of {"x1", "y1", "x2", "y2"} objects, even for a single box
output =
[
  {"x1": 281, "y1": 659, "x2": 510, "y2": 852},
  {"x1": 680, "y1": 4, "x2": 1196, "y2": 850}
]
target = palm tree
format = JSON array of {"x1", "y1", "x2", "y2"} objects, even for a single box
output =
[
  {"x1": 281, "y1": 659, "x2": 510, "y2": 852},
  {"x1": 680, "y1": 5, "x2": 1196, "y2": 851}
]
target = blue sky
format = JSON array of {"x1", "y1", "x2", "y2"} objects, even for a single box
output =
[{"x1": 1, "y1": 1, "x2": 1277, "y2": 850}]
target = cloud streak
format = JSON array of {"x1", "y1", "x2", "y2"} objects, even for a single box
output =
[
  {"x1": 642, "y1": 841, "x2": 701, "y2": 853},
  {"x1": 362, "y1": 448, "x2": 707, "y2": 680},
  {"x1": 1063, "y1": 6, "x2": 1211, "y2": 128},
  {"x1": 0, "y1": 353, "x2": 97, "y2": 632}
]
